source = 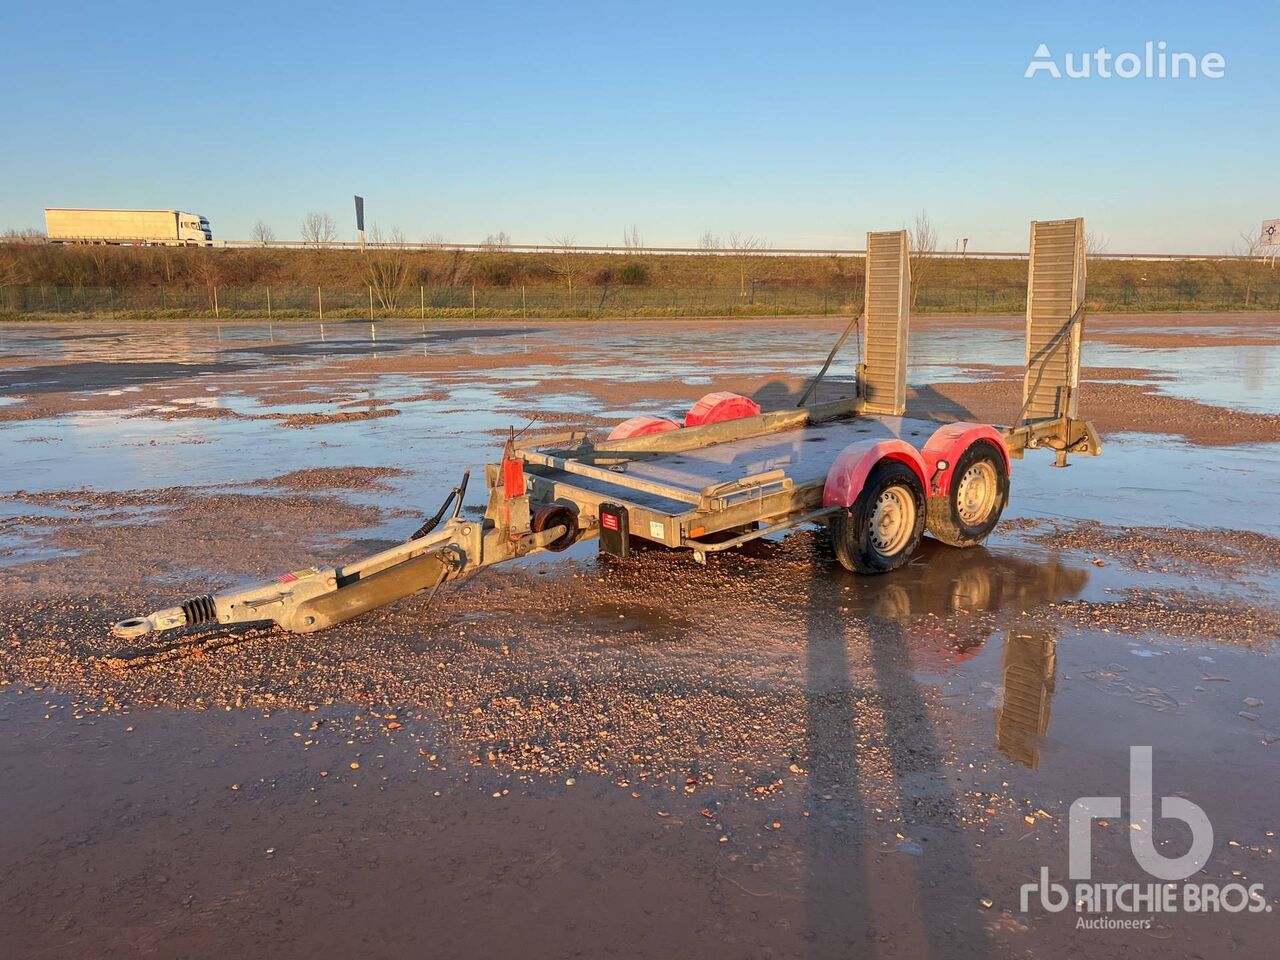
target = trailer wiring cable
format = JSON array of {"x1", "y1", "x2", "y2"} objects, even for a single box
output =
[
  {"x1": 510, "y1": 415, "x2": 540, "y2": 442},
  {"x1": 407, "y1": 489, "x2": 457, "y2": 541},
  {"x1": 407, "y1": 470, "x2": 471, "y2": 541}
]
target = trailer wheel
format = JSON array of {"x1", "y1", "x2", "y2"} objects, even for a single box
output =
[
  {"x1": 926, "y1": 440, "x2": 1008, "y2": 548},
  {"x1": 830, "y1": 459, "x2": 925, "y2": 574}
]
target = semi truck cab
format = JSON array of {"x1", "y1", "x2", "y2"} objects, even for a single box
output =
[{"x1": 179, "y1": 214, "x2": 212, "y2": 244}]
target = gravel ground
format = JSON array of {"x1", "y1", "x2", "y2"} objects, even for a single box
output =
[{"x1": 1033, "y1": 522, "x2": 1280, "y2": 578}]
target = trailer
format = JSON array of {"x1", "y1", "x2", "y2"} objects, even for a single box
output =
[
  {"x1": 112, "y1": 218, "x2": 1100, "y2": 641},
  {"x1": 45, "y1": 208, "x2": 212, "y2": 246}
]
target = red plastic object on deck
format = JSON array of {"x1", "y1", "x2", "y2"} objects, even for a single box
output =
[
  {"x1": 607, "y1": 415, "x2": 681, "y2": 441},
  {"x1": 683, "y1": 392, "x2": 761, "y2": 428}
]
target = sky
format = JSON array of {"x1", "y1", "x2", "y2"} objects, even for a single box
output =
[{"x1": 0, "y1": 0, "x2": 1274, "y2": 253}]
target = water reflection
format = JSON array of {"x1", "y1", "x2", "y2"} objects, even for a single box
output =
[
  {"x1": 831, "y1": 538, "x2": 1088, "y2": 659},
  {"x1": 828, "y1": 541, "x2": 1084, "y2": 770},
  {"x1": 995, "y1": 628, "x2": 1058, "y2": 769}
]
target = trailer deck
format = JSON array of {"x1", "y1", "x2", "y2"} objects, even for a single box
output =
[
  {"x1": 537, "y1": 415, "x2": 944, "y2": 501},
  {"x1": 520, "y1": 411, "x2": 950, "y2": 546}
]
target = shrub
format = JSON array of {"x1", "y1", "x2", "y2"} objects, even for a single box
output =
[{"x1": 618, "y1": 261, "x2": 649, "y2": 285}]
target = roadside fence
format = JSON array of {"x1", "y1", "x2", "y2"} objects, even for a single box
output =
[{"x1": 1, "y1": 279, "x2": 1277, "y2": 320}]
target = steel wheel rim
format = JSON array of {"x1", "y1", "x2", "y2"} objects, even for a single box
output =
[
  {"x1": 869, "y1": 485, "x2": 915, "y2": 556},
  {"x1": 956, "y1": 461, "x2": 998, "y2": 526}
]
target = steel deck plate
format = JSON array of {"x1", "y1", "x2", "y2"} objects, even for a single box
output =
[{"x1": 531, "y1": 414, "x2": 943, "y2": 515}]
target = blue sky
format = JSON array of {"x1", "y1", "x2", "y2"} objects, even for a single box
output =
[{"x1": 0, "y1": 1, "x2": 1272, "y2": 252}]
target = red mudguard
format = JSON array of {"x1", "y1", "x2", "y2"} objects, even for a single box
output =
[
  {"x1": 920, "y1": 422, "x2": 1010, "y2": 496},
  {"x1": 822, "y1": 439, "x2": 929, "y2": 508}
]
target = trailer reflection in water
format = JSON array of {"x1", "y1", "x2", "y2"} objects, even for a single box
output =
[
  {"x1": 832, "y1": 538, "x2": 1086, "y2": 644},
  {"x1": 826, "y1": 539, "x2": 1084, "y2": 769},
  {"x1": 995, "y1": 628, "x2": 1058, "y2": 769}
]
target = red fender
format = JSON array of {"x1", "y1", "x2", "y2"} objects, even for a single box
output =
[
  {"x1": 822, "y1": 439, "x2": 929, "y2": 508},
  {"x1": 921, "y1": 422, "x2": 1011, "y2": 496},
  {"x1": 684, "y1": 391, "x2": 761, "y2": 428},
  {"x1": 607, "y1": 415, "x2": 680, "y2": 441}
]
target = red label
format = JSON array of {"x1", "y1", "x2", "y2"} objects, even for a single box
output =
[{"x1": 601, "y1": 513, "x2": 619, "y2": 531}]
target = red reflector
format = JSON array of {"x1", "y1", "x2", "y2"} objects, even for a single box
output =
[
  {"x1": 502, "y1": 458, "x2": 525, "y2": 498},
  {"x1": 601, "y1": 514, "x2": 619, "y2": 531}
]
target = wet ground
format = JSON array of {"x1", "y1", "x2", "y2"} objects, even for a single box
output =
[{"x1": 1, "y1": 312, "x2": 1278, "y2": 958}]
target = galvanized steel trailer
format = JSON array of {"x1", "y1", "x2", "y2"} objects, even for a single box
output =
[{"x1": 112, "y1": 218, "x2": 1100, "y2": 641}]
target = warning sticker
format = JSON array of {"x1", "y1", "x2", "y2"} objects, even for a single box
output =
[
  {"x1": 648, "y1": 520, "x2": 665, "y2": 539},
  {"x1": 276, "y1": 568, "x2": 318, "y2": 584}
]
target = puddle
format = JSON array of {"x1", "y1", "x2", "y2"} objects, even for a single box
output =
[
  {"x1": 829, "y1": 538, "x2": 1090, "y2": 619},
  {"x1": 1086, "y1": 341, "x2": 1280, "y2": 414},
  {"x1": 0, "y1": 530, "x2": 72, "y2": 567},
  {"x1": 5, "y1": 327, "x2": 1277, "y2": 520},
  {"x1": 1005, "y1": 432, "x2": 1280, "y2": 536},
  {"x1": 577, "y1": 600, "x2": 690, "y2": 639},
  {"x1": 921, "y1": 622, "x2": 1280, "y2": 836}
]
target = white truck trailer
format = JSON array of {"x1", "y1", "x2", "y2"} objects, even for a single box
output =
[{"x1": 44, "y1": 208, "x2": 212, "y2": 245}]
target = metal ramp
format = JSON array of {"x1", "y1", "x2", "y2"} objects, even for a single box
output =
[
  {"x1": 1008, "y1": 217, "x2": 1101, "y2": 465},
  {"x1": 860, "y1": 230, "x2": 911, "y2": 415},
  {"x1": 1022, "y1": 218, "x2": 1085, "y2": 422}
]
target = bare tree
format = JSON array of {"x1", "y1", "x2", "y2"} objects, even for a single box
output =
[
  {"x1": 0, "y1": 246, "x2": 28, "y2": 288},
  {"x1": 86, "y1": 244, "x2": 112, "y2": 283},
  {"x1": 191, "y1": 251, "x2": 221, "y2": 310},
  {"x1": 546, "y1": 235, "x2": 587, "y2": 310},
  {"x1": 727, "y1": 232, "x2": 765, "y2": 252},
  {"x1": 300, "y1": 212, "x2": 337, "y2": 246},
  {"x1": 2, "y1": 227, "x2": 44, "y2": 243},
  {"x1": 622, "y1": 225, "x2": 644, "y2": 251},
  {"x1": 1231, "y1": 230, "x2": 1268, "y2": 307},
  {"x1": 907, "y1": 210, "x2": 938, "y2": 307},
  {"x1": 481, "y1": 232, "x2": 511, "y2": 251},
  {"x1": 1085, "y1": 230, "x2": 1109, "y2": 256},
  {"x1": 251, "y1": 221, "x2": 276, "y2": 246},
  {"x1": 364, "y1": 226, "x2": 412, "y2": 310},
  {"x1": 726, "y1": 233, "x2": 767, "y2": 297},
  {"x1": 698, "y1": 231, "x2": 721, "y2": 253}
]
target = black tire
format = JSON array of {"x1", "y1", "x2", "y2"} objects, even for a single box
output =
[
  {"x1": 830, "y1": 459, "x2": 926, "y2": 574},
  {"x1": 926, "y1": 440, "x2": 1009, "y2": 548}
]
